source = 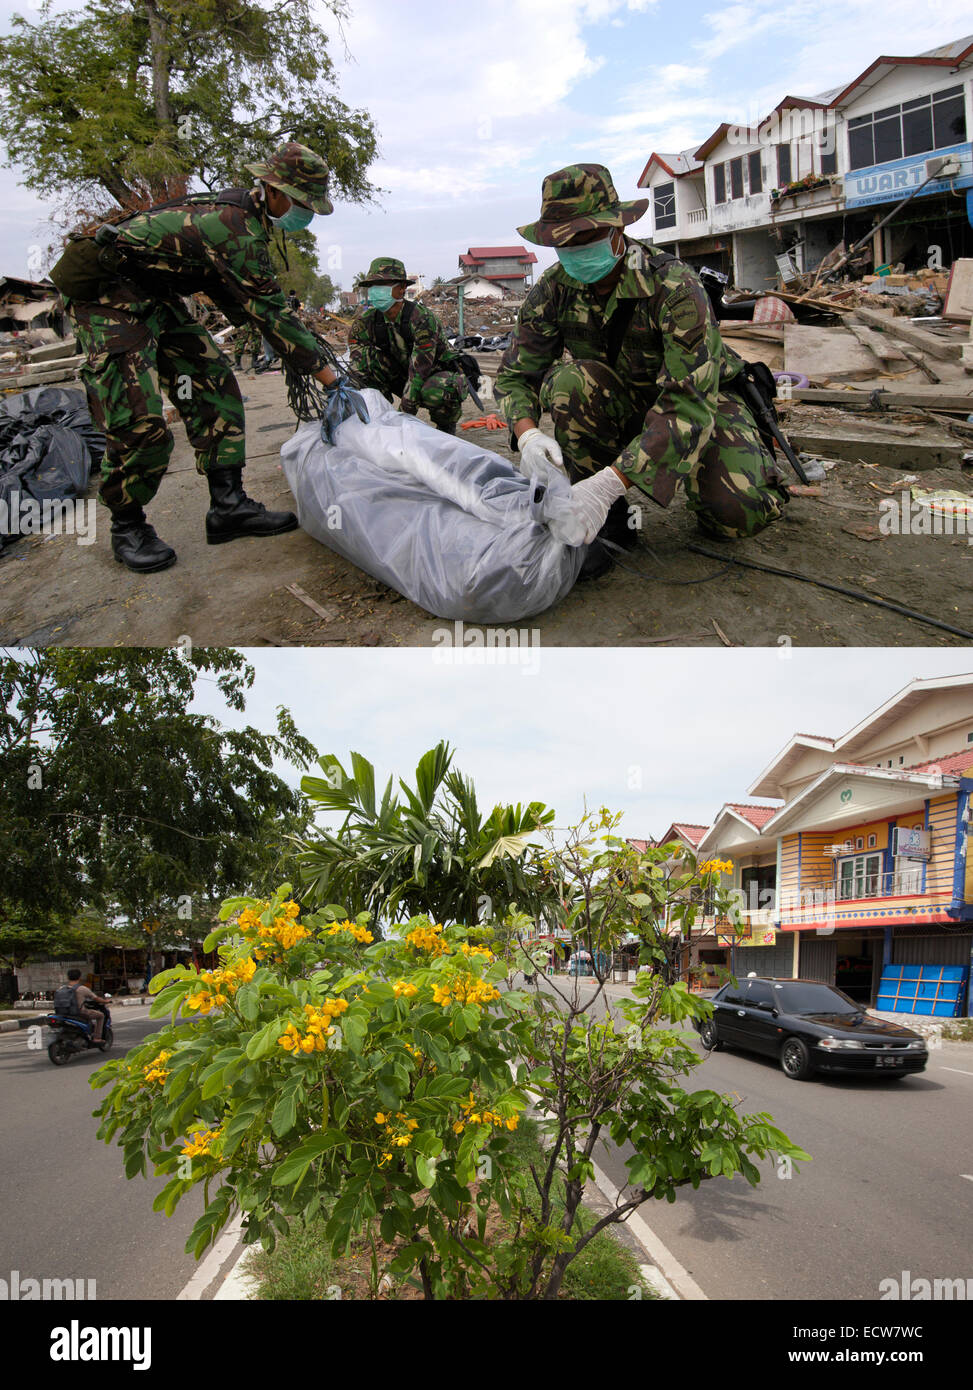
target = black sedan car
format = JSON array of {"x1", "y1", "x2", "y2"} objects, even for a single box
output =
[{"x1": 695, "y1": 976, "x2": 928, "y2": 1081}]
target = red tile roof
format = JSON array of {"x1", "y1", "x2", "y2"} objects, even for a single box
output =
[
  {"x1": 626, "y1": 839, "x2": 653, "y2": 852},
  {"x1": 726, "y1": 803, "x2": 778, "y2": 828},
  {"x1": 903, "y1": 749, "x2": 973, "y2": 777},
  {"x1": 466, "y1": 246, "x2": 537, "y2": 262},
  {"x1": 672, "y1": 823, "x2": 708, "y2": 846}
]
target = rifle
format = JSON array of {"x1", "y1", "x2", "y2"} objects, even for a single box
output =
[
  {"x1": 731, "y1": 362, "x2": 810, "y2": 486},
  {"x1": 698, "y1": 266, "x2": 809, "y2": 485}
]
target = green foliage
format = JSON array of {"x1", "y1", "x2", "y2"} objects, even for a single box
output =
[
  {"x1": 93, "y1": 860, "x2": 810, "y2": 1299},
  {"x1": 267, "y1": 229, "x2": 337, "y2": 309},
  {"x1": 0, "y1": 0, "x2": 379, "y2": 221},
  {"x1": 0, "y1": 647, "x2": 315, "y2": 965},
  {"x1": 295, "y1": 742, "x2": 557, "y2": 928}
]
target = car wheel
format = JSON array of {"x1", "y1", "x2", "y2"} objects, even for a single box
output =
[
  {"x1": 699, "y1": 1020, "x2": 722, "y2": 1051},
  {"x1": 48, "y1": 1039, "x2": 71, "y2": 1066},
  {"x1": 781, "y1": 1036, "x2": 814, "y2": 1080}
]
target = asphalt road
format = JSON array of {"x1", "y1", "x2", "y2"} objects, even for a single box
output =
[
  {"x1": 0, "y1": 1008, "x2": 241, "y2": 1301},
  {"x1": 572, "y1": 980, "x2": 973, "y2": 1301}
]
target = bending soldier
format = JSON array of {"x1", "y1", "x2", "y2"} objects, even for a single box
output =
[
  {"x1": 495, "y1": 164, "x2": 789, "y2": 573},
  {"x1": 349, "y1": 258, "x2": 467, "y2": 435},
  {"x1": 50, "y1": 142, "x2": 362, "y2": 572}
]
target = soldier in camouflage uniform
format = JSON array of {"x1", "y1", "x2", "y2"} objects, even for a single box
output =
[
  {"x1": 232, "y1": 321, "x2": 261, "y2": 370},
  {"x1": 349, "y1": 258, "x2": 466, "y2": 434},
  {"x1": 495, "y1": 165, "x2": 789, "y2": 565},
  {"x1": 49, "y1": 142, "x2": 362, "y2": 572}
]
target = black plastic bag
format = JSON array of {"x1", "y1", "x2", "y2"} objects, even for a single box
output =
[{"x1": 0, "y1": 387, "x2": 105, "y2": 547}]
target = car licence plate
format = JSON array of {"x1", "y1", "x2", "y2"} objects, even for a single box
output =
[{"x1": 875, "y1": 1055, "x2": 903, "y2": 1067}]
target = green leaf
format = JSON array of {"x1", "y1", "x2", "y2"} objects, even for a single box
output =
[
  {"x1": 416, "y1": 1155, "x2": 437, "y2": 1189},
  {"x1": 271, "y1": 1131, "x2": 347, "y2": 1187},
  {"x1": 271, "y1": 1087, "x2": 299, "y2": 1139},
  {"x1": 245, "y1": 1019, "x2": 283, "y2": 1060}
]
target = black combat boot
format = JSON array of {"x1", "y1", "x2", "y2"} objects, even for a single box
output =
[
  {"x1": 110, "y1": 503, "x2": 177, "y2": 573},
  {"x1": 435, "y1": 420, "x2": 457, "y2": 435},
  {"x1": 205, "y1": 467, "x2": 298, "y2": 545}
]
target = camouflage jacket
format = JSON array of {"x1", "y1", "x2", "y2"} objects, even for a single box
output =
[
  {"x1": 106, "y1": 190, "x2": 328, "y2": 373},
  {"x1": 348, "y1": 301, "x2": 461, "y2": 403},
  {"x1": 495, "y1": 237, "x2": 744, "y2": 493}
]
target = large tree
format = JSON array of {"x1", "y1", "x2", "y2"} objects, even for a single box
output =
[
  {"x1": 0, "y1": 0, "x2": 379, "y2": 225},
  {"x1": 268, "y1": 228, "x2": 338, "y2": 309},
  {"x1": 0, "y1": 648, "x2": 316, "y2": 968}
]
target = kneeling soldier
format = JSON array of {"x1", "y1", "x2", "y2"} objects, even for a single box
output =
[
  {"x1": 495, "y1": 164, "x2": 789, "y2": 564},
  {"x1": 349, "y1": 258, "x2": 466, "y2": 434}
]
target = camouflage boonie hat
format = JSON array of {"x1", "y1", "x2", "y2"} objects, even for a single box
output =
[
  {"x1": 358, "y1": 257, "x2": 416, "y2": 286},
  {"x1": 518, "y1": 164, "x2": 648, "y2": 247},
  {"x1": 245, "y1": 141, "x2": 333, "y2": 215}
]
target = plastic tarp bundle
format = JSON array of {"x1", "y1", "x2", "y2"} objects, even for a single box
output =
[
  {"x1": 0, "y1": 387, "x2": 105, "y2": 548},
  {"x1": 281, "y1": 389, "x2": 588, "y2": 622}
]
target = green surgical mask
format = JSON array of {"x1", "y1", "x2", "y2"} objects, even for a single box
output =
[
  {"x1": 367, "y1": 286, "x2": 395, "y2": 311},
  {"x1": 556, "y1": 234, "x2": 623, "y2": 284},
  {"x1": 269, "y1": 203, "x2": 315, "y2": 232}
]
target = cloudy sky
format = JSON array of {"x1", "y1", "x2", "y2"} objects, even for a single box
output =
[
  {"x1": 189, "y1": 648, "x2": 972, "y2": 837},
  {"x1": 2, "y1": 0, "x2": 972, "y2": 288}
]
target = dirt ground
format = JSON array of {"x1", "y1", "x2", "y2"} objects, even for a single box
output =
[{"x1": 1, "y1": 366, "x2": 972, "y2": 649}]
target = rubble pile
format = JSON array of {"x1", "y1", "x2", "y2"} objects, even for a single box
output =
[
  {"x1": 0, "y1": 328, "x2": 83, "y2": 395},
  {"x1": 415, "y1": 286, "x2": 521, "y2": 336}
]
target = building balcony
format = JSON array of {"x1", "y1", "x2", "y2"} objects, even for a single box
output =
[
  {"x1": 769, "y1": 176, "x2": 844, "y2": 213},
  {"x1": 686, "y1": 207, "x2": 708, "y2": 226}
]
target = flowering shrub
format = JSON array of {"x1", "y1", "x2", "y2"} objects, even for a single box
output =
[
  {"x1": 91, "y1": 888, "x2": 532, "y2": 1297},
  {"x1": 92, "y1": 833, "x2": 810, "y2": 1299}
]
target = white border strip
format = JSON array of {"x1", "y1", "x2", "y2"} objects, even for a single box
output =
[{"x1": 176, "y1": 1213, "x2": 245, "y2": 1300}]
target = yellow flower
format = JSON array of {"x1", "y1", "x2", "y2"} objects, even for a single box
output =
[
  {"x1": 375, "y1": 1112, "x2": 387, "y2": 1125},
  {"x1": 393, "y1": 980, "x2": 418, "y2": 998},
  {"x1": 395, "y1": 1135, "x2": 411, "y2": 1147},
  {"x1": 180, "y1": 1125, "x2": 222, "y2": 1159}
]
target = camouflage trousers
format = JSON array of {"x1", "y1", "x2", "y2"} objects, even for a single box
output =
[
  {"x1": 358, "y1": 362, "x2": 464, "y2": 430},
  {"x1": 65, "y1": 288, "x2": 245, "y2": 512},
  {"x1": 539, "y1": 359, "x2": 787, "y2": 539}
]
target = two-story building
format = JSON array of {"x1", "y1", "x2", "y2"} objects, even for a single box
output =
[
  {"x1": 636, "y1": 36, "x2": 973, "y2": 290},
  {"x1": 457, "y1": 246, "x2": 537, "y2": 293},
  {"x1": 692, "y1": 674, "x2": 973, "y2": 1015}
]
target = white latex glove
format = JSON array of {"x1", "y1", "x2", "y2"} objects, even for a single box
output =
[
  {"x1": 517, "y1": 427, "x2": 565, "y2": 480},
  {"x1": 549, "y1": 466, "x2": 628, "y2": 546}
]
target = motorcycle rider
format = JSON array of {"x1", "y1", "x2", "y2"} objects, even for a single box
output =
[{"x1": 56, "y1": 967, "x2": 110, "y2": 1043}]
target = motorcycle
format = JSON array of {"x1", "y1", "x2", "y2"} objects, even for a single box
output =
[{"x1": 44, "y1": 998, "x2": 113, "y2": 1065}]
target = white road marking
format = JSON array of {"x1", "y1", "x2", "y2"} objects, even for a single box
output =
[
  {"x1": 177, "y1": 1213, "x2": 244, "y2": 1300},
  {"x1": 961, "y1": 1175, "x2": 973, "y2": 1183},
  {"x1": 589, "y1": 1157, "x2": 709, "y2": 1301},
  {"x1": 939, "y1": 1067, "x2": 973, "y2": 1078}
]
